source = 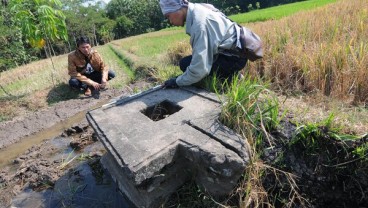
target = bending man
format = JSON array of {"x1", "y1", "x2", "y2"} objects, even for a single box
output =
[{"x1": 159, "y1": 0, "x2": 248, "y2": 88}]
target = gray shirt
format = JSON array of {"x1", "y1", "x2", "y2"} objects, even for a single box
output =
[{"x1": 176, "y1": 3, "x2": 241, "y2": 86}]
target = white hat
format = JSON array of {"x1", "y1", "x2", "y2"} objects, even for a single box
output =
[{"x1": 159, "y1": 0, "x2": 188, "y2": 15}]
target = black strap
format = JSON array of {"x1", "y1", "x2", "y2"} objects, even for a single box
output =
[{"x1": 84, "y1": 55, "x2": 90, "y2": 67}]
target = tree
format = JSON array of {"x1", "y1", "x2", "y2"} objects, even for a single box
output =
[
  {"x1": 106, "y1": 0, "x2": 164, "y2": 39},
  {"x1": 114, "y1": 15, "x2": 134, "y2": 38},
  {"x1": 0, "y1": 1, "x2": 37, "y2": 72},
  {"x1": 62, "y1": 0, "x2": 115, "y2": 46},
  {"x1": 10, "y1": 0, "x2": 68, "y2": 52},
  {"x1": 9, "y1": 0, "x2": 68, "y2": 84}
]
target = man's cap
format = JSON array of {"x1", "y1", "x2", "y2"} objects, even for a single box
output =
[
  {"x1": 159, "y1": 0, "x2": 188, "y2": 15},
  {"x1": 76, "y1": 36, "x2": 90, "y2": 47}
]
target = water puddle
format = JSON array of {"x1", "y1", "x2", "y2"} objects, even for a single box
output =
[
  {"x1": 0, "y1": 100, "x2": 107, "y2": 168},
  {"x1": 9, "y1": 141, "x2": 132, "y2": 208}
]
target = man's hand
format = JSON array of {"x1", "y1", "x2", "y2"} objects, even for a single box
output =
[
  {"x1": 91, "y1": 81, "x2": 101, "y2": 90},
  {"x1": 163, "y1": 77, "x2": 178, "y2": 88},
  {"x1": 100, "y1": 80, "x2": 107, "y2": 89}
]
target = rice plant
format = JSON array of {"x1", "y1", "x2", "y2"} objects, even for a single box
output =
[{"x1": 217, "y1": 74, "x2": 281, "y2": 144}]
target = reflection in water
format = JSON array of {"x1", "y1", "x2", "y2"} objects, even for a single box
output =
[
  {"x1": 11, "y1": 162, "x2": 131, "y2": 208},
  {"x1": 10, "y1": 141, "x2": 132, "y2": 208}
]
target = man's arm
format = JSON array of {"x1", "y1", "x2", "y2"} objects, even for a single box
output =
[
  {"x1": 94, "y1": 51, "x2": 108, "y2": 83},
  {"x1": 176, "y1": 28, "x2": 214, "y2": 86}
]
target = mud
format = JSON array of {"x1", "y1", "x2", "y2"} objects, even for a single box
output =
[
  {"x1": 263, "y1": 120, "x2": 368, "y2": 208},
  {"x1": 0, "y1": 83, "x2": 367, "y2": 208},
  {"x1": 0, "y1": 88, "x2": 118, "y2": 151},
  {"x1": 0, "y1": 82, "x2": 153, "y2": 207},
  {"x1": 0, "y1": 123, "x2": 132, "y2": 207}
]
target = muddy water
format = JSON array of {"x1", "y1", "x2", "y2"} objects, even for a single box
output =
[
  {"x1": 0, "y1": 97, "x2": 134, "y2": 207},
  {"x1": 11, "y1": 161, "x2": 131, "y2": 208},
  {"x1": 8, "y1": 136, "x2": 132, "y2": 207},
  {"x1": 0, "y1": 101, "x2": 107, "y2": 168},
  {"x1": 0, "y1": 111, "x2": 84, "y2": 167}
]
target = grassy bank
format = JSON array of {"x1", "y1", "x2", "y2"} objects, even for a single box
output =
[
  {"x1": 246, "y1": 0, "x2": 368, "y2": 134},
  {"x1": 0, "y1": 46, "x2": 130, "y2": 121}
]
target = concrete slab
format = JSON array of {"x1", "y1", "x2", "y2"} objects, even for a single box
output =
[{"x1": 87, "y1": 86, "x2": 250, "y2": 208}]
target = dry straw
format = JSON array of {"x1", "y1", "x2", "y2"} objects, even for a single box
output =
[{"x1": 248, "y1": 0, "x2": 367, "y2": 104}]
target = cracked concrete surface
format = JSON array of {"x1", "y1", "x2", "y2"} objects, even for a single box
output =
[{"x1": 87, "y1": 86, "x2": 250, "y2": 208}]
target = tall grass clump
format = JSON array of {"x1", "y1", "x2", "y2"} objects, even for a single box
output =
[
  {"x1": 219, "y1": 76, "x2": 280, "y2": 141},
  {"x1": 217, "y1": 75, "x2": 298, "y2": 207},
  {"x1": 247, "y1": 0, "x2": 368, "y2": 104}
]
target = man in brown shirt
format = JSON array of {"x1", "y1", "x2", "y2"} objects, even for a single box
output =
[{"x1": 68, "y1": 36, "x2": 115, "y2": 96}]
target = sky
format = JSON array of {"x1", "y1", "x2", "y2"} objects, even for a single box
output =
[{"x1": 84, "y1": 0, "x2": 110, "y2": 7}]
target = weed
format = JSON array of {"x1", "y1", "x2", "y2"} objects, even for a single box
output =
[
  {"x1": 77, "y1": 153, "x2": 92, "y2": 161},
  {"x1": 154, "y1": 64, "x2": 181, "y2": 82},
  {"x1": 352, "y1": 136, "x2": 368, "y2": 160},
  {"x1": 211, "y1": 74, "x2": 307, "y2": 207},
  {"x1": 108, "y1": 45, "x2": 135, "y2": 80},
  {"x1": 290, "y1": 113, "x2": 365, "y2": 155},
  {"x1": 161, "y1": 180, "x2": 219, "y2": 208},
  {"x1": 239, "y1": 161, "x2": 309, "y2": 208},
  {"x1": 58, "y1": 150, "x2": 79, "y2": 170},
  {"x1": 218, "y1": 74, "x2": 281, "y2": 145},
  {"x1": 55, "y1": 180, "x2": 87, "y2": 207}
]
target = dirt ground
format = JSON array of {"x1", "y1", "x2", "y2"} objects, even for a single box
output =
[
  {"x1": 0, "y1": 87, "x2": 123, "y2": 150},
  {"x1": 0, "y1": 82, "x2": 367, "y2": 208},
  {"x1": 262, "y1": 120, "x2": 368, "y2": 208},
  {"x1": 0, "y1": 82, "x2": 152, "y2": 207}
]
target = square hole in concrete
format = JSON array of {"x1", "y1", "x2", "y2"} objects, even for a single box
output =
[{"x1": 142, "y1": 100, "x2": 182, "y2": 121}]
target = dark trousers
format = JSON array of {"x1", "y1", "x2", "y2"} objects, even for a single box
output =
[
  {"x1": 179, "y1": 54, "x2": 247, "y2": 82},
  {"x1": 69, "y1": 70, "x2": 116, "y2": 89}
]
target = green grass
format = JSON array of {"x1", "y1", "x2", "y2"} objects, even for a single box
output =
[
  {"x1": 97, "y1": 45, "x2": 134, "y2": 88},
  {"x1": 0, "y1": 58, "x2": 67, "y2": 97},
  {"x1": 112, "y1": 30, "x2": 188, "y2": 61},
  {"x1": 218, "y1": 75, "x2": 280, "y2": 143},
  {"x1": 230, "y1": 0, "x2": 337, "y2": 23}
]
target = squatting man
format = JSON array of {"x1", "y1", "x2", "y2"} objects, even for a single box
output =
[{"x1": 68, "y1": 36, "x2": 115, "y2": 96}]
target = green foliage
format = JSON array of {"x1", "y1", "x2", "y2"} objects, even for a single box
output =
[
  {"x1": 293, "y1": 114, "x2": 335, "y2": 147},
  {"x1": 106, "y1": 0, "x2": 163, "y2": 38},
  {"x1": 291, "y1": 113, "x2": 365, "y2": 155},
  {"x1": 353, "y1": 140, "x2": 368, "y2": 160},
  {"x1": 114, "y1": 15, "x2": 134, "y2": 38},
  {"x1": 63, "y1": 0, "x2": 115, "y2": 46},
  {"x1": 10, "y1": 0, "x2": 68, "y2": 48},
  {"x1": 218, "y1": 74, "x2": 281, "y2": 144},
  {"x1": 0, "y1": 5, "x2": 38, "y2": 71}
]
